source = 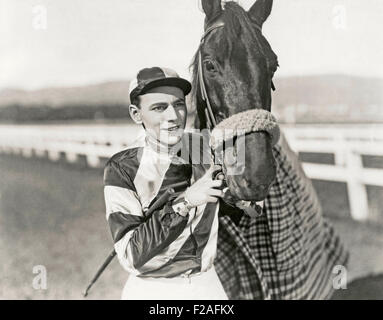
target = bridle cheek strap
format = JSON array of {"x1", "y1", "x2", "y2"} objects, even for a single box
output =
[
  {"x1": 198, "y1": 22, "x2": 225, "y2": 130},
  {"x1": 209, "y1": 109, "x2": 280, "y2": 151},
  {"x1": 198, "y1": 50, "x2": 216, "y2": 130},
  {"x1": 198, "y1": 22, "x2": 280, "y2": 150}
]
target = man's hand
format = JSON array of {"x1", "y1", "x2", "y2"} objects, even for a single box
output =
[{"x1": 185, "y1": 165, "x2": 224, "y2": 207}]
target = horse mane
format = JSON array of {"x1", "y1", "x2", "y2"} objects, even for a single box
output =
[{"x1": 189, "y1": 1, "x2": 278, "y2": 124}]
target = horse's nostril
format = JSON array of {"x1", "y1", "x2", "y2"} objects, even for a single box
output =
[
  {"x1": 257, "y1": 184, "x2": 271, "y2": 195},
  {"x1": 243, "y1": 181, "x2": 268, "y2": 191},
  {"x1": 241, "y1": 179, "x2": 252, "y2": 189}
]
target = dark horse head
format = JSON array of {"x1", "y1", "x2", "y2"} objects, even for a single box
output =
[{"x1": 191, "y1": 0, "x2": 279, "y2": 202}]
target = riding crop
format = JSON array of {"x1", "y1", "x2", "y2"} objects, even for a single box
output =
[{"x1": 82, "y1": 181, "x2": 188, "y2": 297}]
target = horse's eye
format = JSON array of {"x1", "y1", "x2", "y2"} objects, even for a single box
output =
[{"x1": 204, "y1": 60, "x2": 216, "y2": 73}]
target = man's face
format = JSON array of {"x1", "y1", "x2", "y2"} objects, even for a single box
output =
[{"x1": 132, "y1": 88, "x2": 187, "y2": 146}]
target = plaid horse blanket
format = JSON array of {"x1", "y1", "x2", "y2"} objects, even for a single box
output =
[{"x1": 215, "y1": 133, "x2": 349, "y2": 300}]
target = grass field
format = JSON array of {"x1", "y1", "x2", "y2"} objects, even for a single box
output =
[
  {"x1": 0, "y1": 154, "x2": 382, "y2": 299},
  {"x1": 0, "y1": 155, "x2": 125, "y2": 299}
]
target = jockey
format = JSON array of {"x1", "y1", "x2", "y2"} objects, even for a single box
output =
[
  {"x1": 103, "y1": 66, "x2": 349, "y2": 300},
  {"x1": 103, "y1": 66, "x2": 241, "y2": 299}
]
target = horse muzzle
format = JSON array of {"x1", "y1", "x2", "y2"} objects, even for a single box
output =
[{"x1": 209, "y1": 109, "x2": 280, "y2": 202}]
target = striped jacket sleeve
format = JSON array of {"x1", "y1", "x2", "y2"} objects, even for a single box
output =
[{"x1": 103, "y1": 159, "x2": 189, "y2": 275}]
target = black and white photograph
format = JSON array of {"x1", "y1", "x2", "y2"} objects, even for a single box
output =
[{"x1": 0, "y1": 0, "x2": 382, "y2": 304}]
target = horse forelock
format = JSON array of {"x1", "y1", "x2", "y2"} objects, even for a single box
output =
[{"x1": 221, "y1": 2, "x2": 278, "y2": 71}]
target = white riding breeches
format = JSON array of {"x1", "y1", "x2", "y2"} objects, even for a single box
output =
[{"x1": 121, "y1": 266, "x2": 228, "y2": 300}]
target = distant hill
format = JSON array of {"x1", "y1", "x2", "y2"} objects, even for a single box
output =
[
  {"x1": 272, "y1": 75, "x2": 383, "y2": 123},
  {"x1": 0, "y1": 81, "x2": 131, "y2": 108},
  {"x1": 273, "y1": 74, "x2": 383, "y2": 108},
  {"x1": 0, "y1": 74, "x2": 382, "y2": 123},
  {"x1": 0, "y1": 81, "x2": 133, "y2": 123}
]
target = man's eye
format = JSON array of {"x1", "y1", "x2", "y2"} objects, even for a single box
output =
[
  {"x1": 174, "y1": 103, "x2": 185, "y2": 108},
  {"x1": 153, "y1": 106, "x2": 166, "y2": 111}
]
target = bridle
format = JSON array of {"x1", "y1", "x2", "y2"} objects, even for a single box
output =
[
  {"x1": 197, "y1": 22, "x2": 225, "y2": 131},
  {"x1": 196, "y1": 16, "x2": 280, "y2": 219},
  {"x1": 197, "y1": 20, "x2": 276, "y2": 131}
]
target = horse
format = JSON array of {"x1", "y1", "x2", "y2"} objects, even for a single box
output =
[
  {"x1": 190, "y1": 0, "x2": 349, "y2": 300},
  {"x1": 191, "y1": 0, "x2": 279, "y2": 203}
]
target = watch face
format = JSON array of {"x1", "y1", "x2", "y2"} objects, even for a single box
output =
[
  {"x1": 174, "y1": 203, "x2": 183, "y2": 212},
  {"x1": 172, "y1": 196, "x2": 192, "y2": 216}
]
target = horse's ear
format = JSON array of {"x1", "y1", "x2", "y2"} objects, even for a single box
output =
[
  {"x1": 248, "y1": 0, "x2": 273, "y2": 27},
  {"x1": 201, "y1": 0, "x2": 222, "y2": 24}
]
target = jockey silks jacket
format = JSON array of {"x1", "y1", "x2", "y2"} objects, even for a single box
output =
[
  {"x1": 103, "y1": 132, "x2": 241, "y2": 278},
  {"x1": 104, "y1": 130, "x2": 349, "y2": 299}
]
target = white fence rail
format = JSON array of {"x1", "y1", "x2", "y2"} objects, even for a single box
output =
[
  {"x1": 0, "y1": 123, "x2": 382, "y2": 221},
  {"x1": 0, "y1": 124, "x2": 145, "y2": 168},
  {"x1": 283, "y1": 124, "x2": 383, "y2": 221}
]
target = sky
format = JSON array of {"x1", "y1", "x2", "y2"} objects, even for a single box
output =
[{"x1": 0, "y1": 0, "x2": 382, "y2": 90}]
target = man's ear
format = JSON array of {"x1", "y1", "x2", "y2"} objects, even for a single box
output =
[
  {"x1": 248, "y1": 0, "x2": 273, "y2": 27},
  {"x1": 129, "y1": 104, "x2": 142, "y2": 125}
]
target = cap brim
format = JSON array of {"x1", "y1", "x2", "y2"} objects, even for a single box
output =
[{"x1": 137, "y1": 77, "x2": 191, "y2": 99}]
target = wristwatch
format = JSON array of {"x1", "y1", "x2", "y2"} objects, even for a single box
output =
[{"x1": 172, "y1": 196, "x2": 194, "y2": 217}]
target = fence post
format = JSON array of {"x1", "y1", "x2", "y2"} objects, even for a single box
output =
[
  {"x1": 334, "y1": 133, "x2": 346, "y2": 166},
  {"x1": 346, "y1": 149, "x2": 369, "y2": 220}
]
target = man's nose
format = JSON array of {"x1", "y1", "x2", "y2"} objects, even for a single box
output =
[{"x1": 163, "y1": 105, "x2": 178, "y2": 121}]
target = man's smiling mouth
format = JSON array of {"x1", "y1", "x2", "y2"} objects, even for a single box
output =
[{"x1": 163, "y1": 125, "x2": 180, "y2": 132}]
